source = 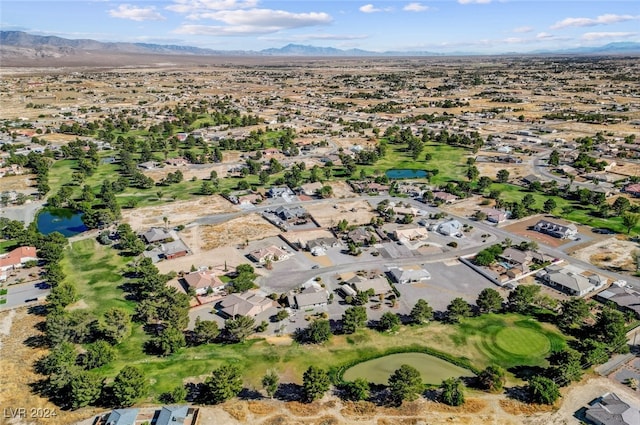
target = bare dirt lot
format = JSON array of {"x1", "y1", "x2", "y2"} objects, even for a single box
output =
[
  {"x1": 200, "y1": 214, "x2": 281, "y2": 251},
  {"x1": 122, "y1": 195, "x2": 238, "y2": 230},
  {"x1": 0, "y1": 173, "x2": 36, "y2": 192},
  {"x1": 572, "y1": 236, "x2": 638, "y2": 273},
  {"x1": 308, "y1": 199, "x2": 375, "y2": 228}
]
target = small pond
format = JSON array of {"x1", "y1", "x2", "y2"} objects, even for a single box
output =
[
  {"x1": 37, "y1": 208, "x2": 87, "y2": 237},
  {"x1": 342, "y1": 352, "x2": 475, "y2": 385},
  {"x1": 385, "y1": 169, "x2": 428, "y2": 179}
]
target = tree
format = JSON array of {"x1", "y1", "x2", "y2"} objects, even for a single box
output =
[
  {"x1": 507, "y1": 284, "x2": 541, "y2": 314},
  {"x1": 341, "y1": 378, "x2": 370, "y2": 401},
  {"x1": 547, "y1": 349, "x2": 583, "y2": 386},
  {"x1": 548, "y1": 150, "x2": 560, "y2": 167},
  {"x1": 474, "y1": 249, "x2": 496, "y2": 266},
  {"x1": 476, "y1": 288, "x2": 503, "y2": 314},
  {"x1": 447, "y1": 297, "x2": 471, "y2": 323},
  {"x1": 47, "y1": 282, "x2": 78, "y2": 311},
  {"x1": 612, "y1": 197, "x2": 631, "y2": 216},
  {"x1": 378, "y1": 312, "x2": 400, "y2": 332},
  {"x1": 37, "y1": 341, "x2": 77, "y2": 376},
  {"x1": 522, "y1": 193, "x2": 536, "y2": 210},
  {"x1": 542, "y1": 198, "x2": 557, "y2": 213},
  {"x1": 111, "y1": 366, "x2": 148, "y2": 407},
  {"x1": 496, "y1": 169, "x2": 510, "y2": 183},
  {"x1": 224, "y1": 316, "x2": 256, "y2": 343},
  {"x1": 100, "y1": 308, "x2": 132, "y2": 344},
  {"x1": 149, "y1": 326, "x2": 186, "y2": 356},
  {"x1": 305, "y1": 320, "x2": 332, "y2": 343},
  {"x1": 477, "y1": 365, "x2": 505, "y2": 392},
  {"x1": 69, "y1": 370, "x2": 102, "y2": 409},
  {"x1": 409, "y1": 299, "x2": 433, "y2": 324},
  {"x1": 576, "y1": 338, "x2": 609, "y2": 366},
  {"x1": 527, "y1": 376, "x2": 560, "y2": 405},
  {"x1": 200, "y1": 180, "x2": 215, "y2": 195},
  {"x1": 202, "y1": 364, "x2": 243, "y2": 404},
  {"x1": 388, "y1": 364, "x2": 423, "y2": 404},
  {"x1": 303, "y1": 366, "x2": 330, "y2": 402},
  {"x1": 82, "y1": 340, "x2": 116, "y2": 369},
  {"x1": 622, "y1": 213, "x2": 639, "y2": 234},
  {"x1": 466, "y1": 165, "x2": 479, "y2": 181},
  {"x1": 193, "y1": 318, "x2": 219, "y2": 344},
  {"x1": 440, "y1": 378, "x2": 465, "y2": 406},
  {"x1": 262, "y1": 370, "x2": 279, "y2": 399},
  {"x1": 318, "y1": 185, "x2": 333, "y2": 198},
  {"x1": 275, "y1": 309, "x2": 289, "y2": 322},
  {"x1": 342, "y1": 306, "x2": 367, "y2": 334},
  {"x1": 594, "y1": 307, "x2": 628, "y2": 353},
  {"x1": 558, "y1": 298, "x2": 590, "y2": 330}
]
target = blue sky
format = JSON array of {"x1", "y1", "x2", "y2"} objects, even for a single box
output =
[{"x1": 2, "y1": 1, "x2": 639, "y2": 53}]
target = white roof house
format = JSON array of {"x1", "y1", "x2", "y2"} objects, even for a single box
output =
[
  {"x1": 388, "y1": 267, "x2": 431, "y2": 284},
  {"x1": 437, "y1": 219, "x2": 463, "y2": 237}
]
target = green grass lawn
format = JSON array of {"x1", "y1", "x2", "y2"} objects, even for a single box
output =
[
  {"x1": 361, "y1": 142, "x2": 468, "y2": 184},
  {"x1": 0, "y1": 239, "x2": 18, "y2": 254}
]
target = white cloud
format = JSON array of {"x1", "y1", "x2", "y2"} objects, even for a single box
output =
[
  {"x1": 174, "y1": 8, "x2": 332, "y2": 35},
  {"x1": 581, "y1": 31, "x2": 637, "y2": 41},
  {"x1": 513, "y1": 26, "x2": 533, "y2": 33},
  {"x1": 536, "y1": 32, "x2": 554, "y2": 39},
  {"x1": 166, "y1": 0, "x2": 258, "y2": 13},
  {"x1": 551, "y1": 14, "x2": 639, "y2": 30},
  {"x1": 360, "y1": 4, "x2": 381, "y2": 13},
  {"x1": 109, "y1": 4, "x2": 166, "y2": 21},
  {"x1": 403, "y1": 3, "x2": 429, "y2": 12},
  {"x1": 458, "y1": 0, "x2": 492, "y2": 4}
]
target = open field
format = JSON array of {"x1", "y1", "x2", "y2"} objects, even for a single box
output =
[
  {"x1": 572, "y1": 236, "x2": 638, "y2": 273},
  {"x1": 122, "y1": 194, "x2": 238, "y2": 230},
  {"x1": 308, "y1": 199, "x2": 375, "y2": 228},
  {"x1": 200, "y1": 214, "x2": 282, "y2": 250}
]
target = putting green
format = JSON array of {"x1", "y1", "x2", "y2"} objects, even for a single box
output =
[
  {"x1": 494, "y1": 327, "x2": 550, "y2": 357},
  {"x1": 342, "y1": 352, "x2": 475, "y2": 385}
]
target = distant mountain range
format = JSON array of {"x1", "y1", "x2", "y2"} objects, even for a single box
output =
[{"x1": 1, "y1": 31, "x2": 639, "y2": 62}]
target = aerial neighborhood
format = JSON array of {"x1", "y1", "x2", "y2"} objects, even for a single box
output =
[{"x1": 1, "y1": 33, "x2": 640, "y2": 425}]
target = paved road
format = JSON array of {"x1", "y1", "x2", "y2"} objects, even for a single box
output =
[
  {"x1": 1, "y1": 280, "x2": 50, "y2": 310},
  {"x1": 532, "y1": 154, "x2": 605, "y2": 191}
]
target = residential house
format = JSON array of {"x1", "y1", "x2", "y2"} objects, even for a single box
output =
[
  {"x1": 437, "y1": 219, "x2": 463, "y2": 237},
  {"x1": 533, "y1": 219, "x2": 578, "y2": 239},
  {"x1": 101, "y1": 409, "x2": 139, "y2": 425},
  {"x1": 288, "y1": 284, "x2": 329, "y2": 309},
  {"x1": 248, "y1": 245, "x2": 290, "y2": 263},
  {"x1": 521, "y1": 174, "x2": 543, "y2": 185},
  {"x1": 274, "y1": 205, "x2": 307, "y2": 222},
  {"x1": 347, "y1": 227, "x2": 371, "y2": 245},
  {"x1": 165, "y1": 157, "x2": 188, "y2": 166},
  {"x1": 218, "y1": 292, "x2": 276, "y2": 318},
  {"x1": 307, "y1": 237, "x2": 340, "y2": 256},
  {"x1": 596, "y1": 284, "x2": 640, "y2": 318},
  {"x1": 542, "y1": 265, "x2": 606, "y2": 296},
  {"x1": 388, "y1": 267, "x2": 431, "y2": 284},
  {"x1": 585, "y1": 393, "x2": 640, "y2": 425},
  {"x1": 182, "y1": 270, "x2": 226, "y2": 295},
  {"x1": 393, "y1": 227, "x2": 429, "y2": 242},
  {"x1": 162, "y1": 240, "x2": 189, "y2": 260},
  {"x1": 624, "y1": 183, "x2": 640, "y2": 197},
  {"x1": 141, "y1": 227, "x2": 173, "y2": 244},
  {"x1": 155, "y1": 406, "x2": 192, "y2": 425},
  {"x1": 433, "y1": 191, "x2": 458, "y2": 203},
  {"x1": 349, "y1": 275, "x2": 392, "y2": 296},
  {"x1": 481, "y1": 208, "x2": 508, "y2": 223},
  {"x1": 267, "y1": 186, "x2": 294, "y2": 198},
  {"x1": 0, "y1": 246, "x2": 37, "y2": 271}
]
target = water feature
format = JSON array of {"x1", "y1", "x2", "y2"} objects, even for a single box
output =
[
  {"x1": 342, "y1": 352, "x2": 475, "y2": 385},
  {"x1": 385, "y1": 169, "x2": 428, "y2": 179},
  {"x1": 37, "y1": 208, "x2": 87, "y2": 237}
]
